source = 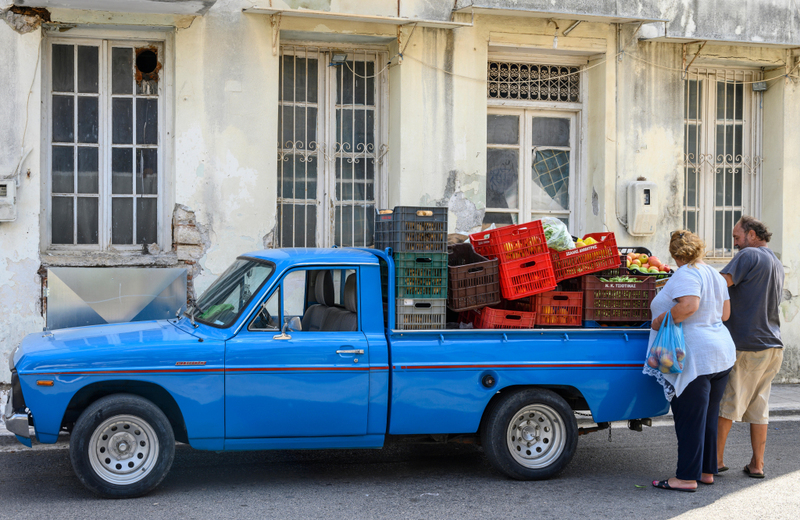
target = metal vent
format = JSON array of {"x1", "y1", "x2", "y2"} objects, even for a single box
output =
[
  {"x1": 488, "y1": 62, "x2": 579, "y2": 102},
  {"x1": 0, "y1": 184, "x2": 7, "y2": 198}
]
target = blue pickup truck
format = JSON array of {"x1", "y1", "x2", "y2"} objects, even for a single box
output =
[{"x1": 4, "y1": 247, "x2": 668, "y2": 498}]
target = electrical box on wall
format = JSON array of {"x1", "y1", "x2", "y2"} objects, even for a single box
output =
[
  {"x1": 0, "y1": 180, "x2": 17, "y2": 222},
  {"x1": 626, "y1": 181, "x2": 657, "y2": 236}
]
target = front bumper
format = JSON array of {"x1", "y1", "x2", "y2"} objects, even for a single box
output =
[{"x1": 3, "y1": 373, "x2": 32, "y2": 446}]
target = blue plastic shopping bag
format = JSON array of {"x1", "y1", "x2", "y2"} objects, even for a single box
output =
[{"x1": 645, "y1": 310, "x2": 686, "y2": 374}]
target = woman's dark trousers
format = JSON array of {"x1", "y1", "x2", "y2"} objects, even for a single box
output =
[{"x1": 670, "y1": 368, "x2": 732, "y2": 480}]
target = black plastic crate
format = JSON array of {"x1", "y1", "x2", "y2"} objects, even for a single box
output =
[
  {"x1": 447, "y1": 243, "x2": 501, "y2": 312},
  {"x1": 374, "y1": 207, "x2": 448, "y2": 253}
]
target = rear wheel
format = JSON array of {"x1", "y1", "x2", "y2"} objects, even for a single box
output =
[
  {"x1": 70, "y1": 394, "x2": 175, "y2": 498},
  {"x1": 481, "y1": 389, "x2": 578, "y2": 480}
]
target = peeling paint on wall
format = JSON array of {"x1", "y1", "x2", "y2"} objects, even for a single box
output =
[{"x1": 2, "y1": 6, "x2": 50, "y2": 34}]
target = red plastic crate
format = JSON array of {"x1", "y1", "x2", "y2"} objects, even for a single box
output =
[
  {"x1": 549, "y1": 232, "x2": 620, "y2": 282},
  {"x1": 498, "y1": 252, "x2": 557, "y2": 300},
  {"x1": 469, "y1": 221, "x2": 549, "y2": 264},
  {"x1": 471, "y1": 306, "x2": 537, "y2": 330},
  {"x1": 533, "y1": 291, "x2": 583, "y2": 327}
]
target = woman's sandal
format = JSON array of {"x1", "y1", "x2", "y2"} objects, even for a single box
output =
[{"x1": 652, "y1": 479, "x2": 697, "y2": 492}]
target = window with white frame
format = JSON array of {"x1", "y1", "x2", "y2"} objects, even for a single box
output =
[
  {"x1": 485, "y1": 59, "x2": 581, "y2": 230},
  {"x1": 277, "y1": 45, "x2": 388, "y2": 248},
  {"x1": 46, "y1": 37, "x2": 165, "y2": 250},
  {"x1": 683, "y1": 68, "x2": 762, "y2": 259}
]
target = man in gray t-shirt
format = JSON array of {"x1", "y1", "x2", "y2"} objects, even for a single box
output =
[{"x1": 716, "y1": 216, "x2": 784, "y2": 478}]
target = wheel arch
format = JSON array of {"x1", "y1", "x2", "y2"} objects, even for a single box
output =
[
  {"x1": 479, "y1": 384, "x2": 588, "y2": 434},
  {"x1": 62, "y1": 380, "x2": 188, "y2": 444}
]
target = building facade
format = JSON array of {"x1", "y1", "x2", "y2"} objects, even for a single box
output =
[{"x1": 1, "y1": 0, "x2": 799, "y2": 383}]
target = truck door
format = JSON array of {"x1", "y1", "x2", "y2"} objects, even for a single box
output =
[{"x1": 224, "y1": 267, "x2": 370, "y2": 439}]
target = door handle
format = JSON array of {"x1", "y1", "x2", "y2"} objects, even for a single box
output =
[
  {"x1": 336, "y1": 349, "x2": 364, "y2": 355},
  {"x1": 273, "y1": 333, "x2": 292, "y2": 340}
]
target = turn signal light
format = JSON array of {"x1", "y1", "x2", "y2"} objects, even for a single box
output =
[{"x1": 36, "y1": 380, "x2": 54, "y2": 387}]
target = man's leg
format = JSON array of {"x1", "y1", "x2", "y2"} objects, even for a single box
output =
[
  {"x1": 748, "y1": 424, "x2": 768, "y2": 474},
  {"x1": 717, "y1": 417, "x2": 733, "y2": 470}
]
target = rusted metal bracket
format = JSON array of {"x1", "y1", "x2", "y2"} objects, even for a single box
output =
[
  {"x1": 270, "y1": 14, "x2": 281, "y2": 56},
  {"x1": 682, "y1": 41, "x2": 707, "y2": 80},
  {"x1": 397, "y1": 25, "x2": 404, "y2": 63}
]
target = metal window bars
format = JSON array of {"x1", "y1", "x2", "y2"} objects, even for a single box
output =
[
  {"x1": 487, "y1": 62, "x2": 580, "y2": 102},
  {"x1": 683, "y1": 68, "x2": 762, "y2": 259},
  {"x1": 278, "y1": 45, "x2": 385, "y2": 248}
]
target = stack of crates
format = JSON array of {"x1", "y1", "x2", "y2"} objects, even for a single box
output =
[{"x1": 375, "y1": 207, "x2": 448, "y2": 330}]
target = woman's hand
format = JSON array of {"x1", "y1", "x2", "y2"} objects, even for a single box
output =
[{"x1": 651, "y1": 311, "x2": 666, "y2": 331}]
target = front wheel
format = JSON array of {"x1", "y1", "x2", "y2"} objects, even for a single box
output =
[
  {"x1": 481, "y1": 389, "x2": 578, "y2": 480},
  {"x1": 69, "y1": 394, "x2": 175, "y2": 498}
]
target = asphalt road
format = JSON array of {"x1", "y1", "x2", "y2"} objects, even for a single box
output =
[{"x1": 0, "y1": 420, "x2": 798, "y2": 520}]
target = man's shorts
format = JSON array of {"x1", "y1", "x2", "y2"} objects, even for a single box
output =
[{"x1": 719, "y1": 348, "x2": 784, "y2": 424}]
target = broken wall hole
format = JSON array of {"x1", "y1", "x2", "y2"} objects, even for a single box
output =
[{"x1": 135, "y1": 46, "x2": 161, "y2": 83}]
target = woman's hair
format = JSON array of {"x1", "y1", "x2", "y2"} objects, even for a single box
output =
[
  {"x1": 738, "y1": 215, "x2": 772, "y2": 243},
  {"x1": 669, "y1": 230, "x2": 705, "y2": 267}
]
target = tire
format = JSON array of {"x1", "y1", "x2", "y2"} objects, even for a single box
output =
[
  {"x1": 481, "y1": 388, "x2": 578, "y2": 480},
  {"x1": 69, "y1": 394, "x2": 175, "y2": 498}
]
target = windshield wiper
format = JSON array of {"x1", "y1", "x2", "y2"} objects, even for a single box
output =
[{"x1": 184, "y1": 297, "x2": 200, "y2": 328}]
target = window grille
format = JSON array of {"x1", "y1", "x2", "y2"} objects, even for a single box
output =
[
  {"x1": 487, "y1": 62, "x2": 579, "y2": 102},
  {"x1": 278, "y1": 46, "x2": 386, "y2": 248},
  {"x1": 683, "y1": 68, "x2": 762, "y2": 259}
]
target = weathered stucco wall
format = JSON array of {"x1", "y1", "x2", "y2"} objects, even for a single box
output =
[
  {"x1": 1, "y1": 0, "x2": 800, "y2": 383},
  {"x1": 0, "y1": 18, "x2": 45, "y2": 383}
]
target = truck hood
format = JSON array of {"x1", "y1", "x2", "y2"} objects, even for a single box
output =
[{"x1": 13, "y1": 320, "x2": 221, "y2": 374}]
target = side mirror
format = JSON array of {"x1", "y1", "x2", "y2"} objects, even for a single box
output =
[{"x1": 283, "y1": 317, "x2": 302, "y2": 333}]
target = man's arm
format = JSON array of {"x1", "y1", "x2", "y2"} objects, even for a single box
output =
[{"x1": 722, "y1": 273, "x2": 733, "y2": 287}]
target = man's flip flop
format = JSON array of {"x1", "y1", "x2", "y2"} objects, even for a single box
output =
[
  {"x1": 718, "y1": 466, "x2": 729, "y2": 472},
  {"x1": 743, "y1": 465, "x2": 765, "y2": 479},
  {"x1": 652, "y1": 480, "x2": 697, "y2": 492}
]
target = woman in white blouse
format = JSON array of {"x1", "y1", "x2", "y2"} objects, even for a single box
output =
[{"x1": 647, "y1": 231, "x2": 736, "y2": 492}]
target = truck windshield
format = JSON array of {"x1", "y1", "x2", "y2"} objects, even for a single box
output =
[{"x1": 191, "y1": 258, "x2": 274, "y2": 328}]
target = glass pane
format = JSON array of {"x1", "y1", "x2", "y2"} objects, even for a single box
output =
[
  {"x1": 137, "y1": 78, "x2": 158, "y2": 97},
  {"x1": 77, "y1": 46, "x2": 99, "y2": 94},
  {"x1": 112, "y1": 98, "x2": 133, "y2": 144},
  {"x1": 136, "y1": 149, "x2": 158, "y2": 194},
  {"x1": 486, "y1": 148, "x2": 519, "y2": 210},
  {"x1": 335, "y1": 205, "x2": 353, "y2": 247},
  {"x1": 685, "y1": 80, "x2": 702, "y2": 120},
  {"x1": 336, "y1": 159, "x2": 374, "y2": 202},
  {"x1": 51, "y1": 197, "x2": 74, "y2": 244},
  {"x1": 52, "y1": 44, "x2": 74, "y2": 93},
  {"x1": 685, "y1": 167, "x2": 697, "y2": 207},
  {"x1": 112, "y1": 47, "x2": 133, "y2": 95},
  {"x1": 280, "y1": 56, "x2": 318, "y2": 104},
  {"x1": 532, "y1": 149, "x2": 570, "y2": 212},
  {"x1": 715, "y1": 169, "x2": 724, "y2": 207},
  {"x1": 531, "y1": 118, "x2": 570, "y2": 147},
  {"x1": 335, "y1": 109, "x2": 374, "y2": 151},
  {"x1": 282, "y1": 271, "x2": 307, "y2": 318},
  {"x1": 487, "y1": 115, "x2": 519, "y2": 145},
  {"x1": 77, "y1": 97, "x2": 98, "y2": 143},
  {"x1": 77, "y1": 197, "x2": 98, "y2": 244},
  {"x1": 685, "y1": 211, "x2": 696, "y2": 234},
  {"x1": 685, "y1": 124, "x2": 698, "y2": 157},
  {"x1": 51, "y1": 146, "x2": 74, "y2": 193},
  {"x1": 112, "y1": 198, "x2": 133, "y2": 244},
  {"x1": 337, "y1": 61, "x2": 375, "y2": 106},
  {"x1": 280, "y1": 105, "x2": 317, "y2": 146},
  {"x1": 77, "y1": 147, "x2": 98, "y2": 194},
  {"x1": 52, "y1": 96, "x2": 74, "y2": 143},
  {"x1": 734, "y1": 168, "x2": 742, "y2": 206},
  {"x1": 717, "y1": 82, "x2": 744, "y2": 120},
  {"x1": 112, "y1": 148, "x2": 133, "y2": 194},
  {"x1": 137, "y1": 198, "x2": 158, "y2": 244},
  {"x1": 714, "y1": 211, "x2": 724, "y2": 249},
  {"x1": 482, "y1": 211, "x2": 517, "y2": 226},
  {"x1": 136, "y1": 99, "x2": 158, "y2": 144},
  {"x1": 278, "y1": 203, "x2": 316, "y2": 247},
  {"x1": 715, "y1": 124, "x2": 742, "y2": 160},
  {"x1": 280, "y1": 155, "x2": 317, "y2": 200},
  {"x1": 724, "y1": 168, "x2": 733, "y2": 206}
]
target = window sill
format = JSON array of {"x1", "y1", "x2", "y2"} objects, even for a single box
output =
[{"x1": 40, "y1": 250, "x2": 179, "y2": 268}]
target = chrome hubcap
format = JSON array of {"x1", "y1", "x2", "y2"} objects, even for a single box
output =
[
  {"x1": 88, "y1": 414, "x2": 159, "y2": 485},
  {"x1": 506, "y1": 404, "x2": 565, "y2": 469}
]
